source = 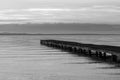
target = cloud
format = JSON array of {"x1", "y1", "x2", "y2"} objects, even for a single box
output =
[
  {"x1": 88, "y1": 5, "x2": 120, "y2": 12},
  {"x1": 0, "y1": 5, "x2": 120, "y2": 24}
]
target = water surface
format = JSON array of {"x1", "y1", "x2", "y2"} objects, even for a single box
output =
[{"x1": 0, "y1": 35, "x2": 120, "y2": 80}]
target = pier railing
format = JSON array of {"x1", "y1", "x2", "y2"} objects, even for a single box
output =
[{"x1": 40, "y1": 39, "x2": 120, "y2": 63}]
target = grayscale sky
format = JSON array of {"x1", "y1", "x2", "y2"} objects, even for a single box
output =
[{"x1": 0, "y1": 0, "x2": 120, "y2": 24}]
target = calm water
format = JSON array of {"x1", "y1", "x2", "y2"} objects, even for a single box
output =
[{"x1": 0, "y1": 35, "x2": 120, "y2": 80}]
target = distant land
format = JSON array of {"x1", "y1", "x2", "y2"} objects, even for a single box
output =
[
  {"x1": 0, "y1": 33, "x2": 120, "y2": 35},
  {"x1": 0, "y1": 23, "x2": 120, "y2": 34}
]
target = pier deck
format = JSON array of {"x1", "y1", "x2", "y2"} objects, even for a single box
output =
[{"x1": 40, "y1": 39, "x2": 120, "y2": 63}]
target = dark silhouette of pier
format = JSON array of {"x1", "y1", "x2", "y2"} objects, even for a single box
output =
[{"x1": 40, "y1": 39, "x2": 120, "y2": 63}]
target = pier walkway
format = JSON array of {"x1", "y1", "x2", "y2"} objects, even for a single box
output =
[{"x1": 40, "y1": 39, "x2": 120, "y2": 63}]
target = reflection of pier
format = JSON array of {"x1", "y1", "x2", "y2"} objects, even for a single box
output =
[{"x1": 40, "y1": 39, "x2": 120, "y2": 63}]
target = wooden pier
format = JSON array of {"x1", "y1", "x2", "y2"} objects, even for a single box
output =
[{"x1": 40, "y1": 39, "x2": 120, "y2": 63}]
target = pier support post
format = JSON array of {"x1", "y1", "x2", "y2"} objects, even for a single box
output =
[
  {"x1": 95, "y1": 51, "x2": 99, "y2": 57},
  {"x1": 83, "y1": 49, "x2": 87, "y2": 55},
  {"x1": 99, "y1": 52, "x2": 102, "y2": 58},
  {"x1": 88, "y1": 50, "x2": 92, "y2": 56},
  {"x1": 112, "y1": 55, "x2": 118, "y2": 62},
  {"x1": 103, "y1": 52, "x2": 107, "y2": 60}
]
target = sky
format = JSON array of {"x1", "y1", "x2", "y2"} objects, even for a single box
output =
[{"x1": 0, "y1": 0, "x2": 120, "y2": 24}]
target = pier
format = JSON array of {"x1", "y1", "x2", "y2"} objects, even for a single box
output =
[{"x1": 40, "y1": 39, "x2": 120, "y2": 63}]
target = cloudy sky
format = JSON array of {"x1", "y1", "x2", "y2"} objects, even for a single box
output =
[{"x1": 0, "y1": 0, "x2": 120, "y2": 24}]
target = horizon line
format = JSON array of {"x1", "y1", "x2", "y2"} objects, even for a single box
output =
[{"x1": 0, "y1": 22, "x2": 120, "y2": 25}]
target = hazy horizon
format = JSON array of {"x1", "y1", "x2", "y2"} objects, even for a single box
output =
[{"x1": 0, "y1": 23, "x2": 120, "y2": 34}]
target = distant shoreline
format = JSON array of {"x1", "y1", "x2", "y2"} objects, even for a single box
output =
[{"x1": 0, "y1": 33, "x2": 120, "y2": 35}]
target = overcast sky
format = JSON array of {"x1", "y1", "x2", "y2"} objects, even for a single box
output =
[{"x1": 0, "y1": 0, "x2": 120, "y2": 24}]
